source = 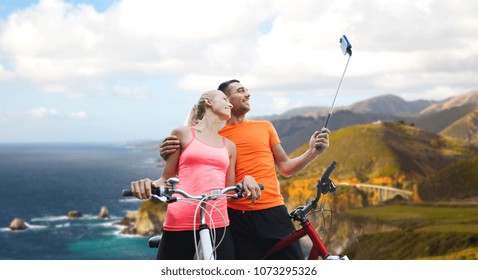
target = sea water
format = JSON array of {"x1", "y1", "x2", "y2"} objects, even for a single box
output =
[{"x1": 0, "y1": 143, "x2": 161, "y2": 260}]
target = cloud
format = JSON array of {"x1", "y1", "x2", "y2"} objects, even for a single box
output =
[
  {"x1": 69, "y1": 110, "x2": 87, "y2": 120},
  {"x1": 6, "y1": 107, "x2": 88, "y2": 121},
  {"x1": 0, "y1": 0, "x2": 476, "y2": 106},
  {"x1": 0, "y1": 111, "x2": 6, "y2": 122},
  {"x1": 28, "y1": 107, "x2": 60, "y2": 119},
  {"x1": 113, "y1": 84, "x2": 147, "y2": 99}
]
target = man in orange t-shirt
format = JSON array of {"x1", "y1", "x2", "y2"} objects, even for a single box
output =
[{"x1": 161, "y1": 80, "x2": 330, "y2": 259}]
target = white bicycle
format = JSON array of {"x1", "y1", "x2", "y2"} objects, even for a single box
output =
[{"x1": 123, "y1": 177, "x2": 263, "y2": 260}]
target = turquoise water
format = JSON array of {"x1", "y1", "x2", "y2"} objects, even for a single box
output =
[{"x1": 0, "y1": 143, "x2": 161, "y2": 260}]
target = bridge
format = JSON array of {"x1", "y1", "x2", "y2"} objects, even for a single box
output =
[{"x1": 352, "y1": 184, "x2": 413, "y2": 203}]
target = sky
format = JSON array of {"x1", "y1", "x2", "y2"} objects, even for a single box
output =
[{"x1": 0, "y1": 0, "x2": 477, "y2": 143}]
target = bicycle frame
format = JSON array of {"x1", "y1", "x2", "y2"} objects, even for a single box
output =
[
  {"x1": 264, "y1": 161, "x2": 349, "y2": 260},
  {"x1": 196, "y1": 198, "x2": 215, "y2": 260},
  {"x1": 264, "y1": 212, "x2": 348, "y2": 260}
]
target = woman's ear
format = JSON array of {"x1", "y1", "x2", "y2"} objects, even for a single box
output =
[{"x1": 204, "y1": 98, "x2": 213, "y2": 107}]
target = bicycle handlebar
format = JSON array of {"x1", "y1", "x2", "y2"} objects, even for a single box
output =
[
  {"x1": 292, "y1": 161, "x2": 338, "y2": 220},
  {"x1": 123, "y1": 181, "x2": 264, "y2": 202},
  {"x1": 319, "y1": 161, "x2": 336, "y2": 186}
]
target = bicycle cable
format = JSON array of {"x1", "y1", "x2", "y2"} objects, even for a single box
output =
[
  {"x1": 171, "y1": 198, "x2": 222, "y2": 260},
  {"x1": 307, "y1": 193, "x2": 362, "y2": 257},
  {"x1": 189, "y1": 195, "x2": 228, "y2": 260}
]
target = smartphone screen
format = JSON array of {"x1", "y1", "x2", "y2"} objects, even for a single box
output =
[{"x1": 340, "y1": 35, "x2": 352, "y2": 56}]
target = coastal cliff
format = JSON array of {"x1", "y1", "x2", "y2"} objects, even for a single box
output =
[{"x1": 119, "y1": 199, "x2": 167, "y2": 236}]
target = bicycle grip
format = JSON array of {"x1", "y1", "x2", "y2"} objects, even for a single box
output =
[
  {"x1": 122, "y1": 187, "x2": 161, "y2": 197},
  {"x1": 258, "y1": 184, "x2": 264, "y2": 190},
  {"x1": 122, "y1": 190, "x2": 133, "y2": 196},
  {"x1": 320, "y1": 161, "x2": 336, "y2": 183}
]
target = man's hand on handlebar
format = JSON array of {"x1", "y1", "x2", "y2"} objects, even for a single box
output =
[
  {"x1": 160, "y1": 135, "x2": 181, "y2": 160},
  {"x1": 242, "y1": 175, "x2": 261, "y2": 205},
  {"x1": 130, "y1": 178, "x2": 158, "y2": 200}
]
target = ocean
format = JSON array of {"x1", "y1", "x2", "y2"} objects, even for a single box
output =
[{"x1": 0, "y1": 143, "x2": 162, "y2": 260}]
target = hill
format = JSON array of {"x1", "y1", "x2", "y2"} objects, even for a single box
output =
[
  {"x1": 342, "y1": 94, "x2": 433, "y2": 116},
  {"x1": 272, "y1": 110, "x2": 402, "y2": 153},
  {"x1": 254, "y1": 90, "x2": 478, "y2": 153},
  {"x1": 254, "y1": 94, "x2": 435, "y2": 121},
  {"x1": 418, "y1": 156, "x2": 478, "y2": 201},
  {"x1": 420, "y1": 90, "x2": 478, "y2": 114},
  {"x1": 412, "y1": 103, "x2": 478, "y2": 134},
  {"x1": 440, "y1": 107, "x2": 478, "y2": 145},
  {"x1": 281, "y1": 122, "x2": 478, "y2": 189}
]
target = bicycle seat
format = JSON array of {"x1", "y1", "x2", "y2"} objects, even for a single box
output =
[{"x1": 148, "y1": 235, "x2": 162, "y2": 248}]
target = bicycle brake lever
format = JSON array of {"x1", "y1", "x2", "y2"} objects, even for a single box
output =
[
  {"x1": 163, "y1": 194, "x2": 177, "y2": 203},
  {"x1": 329, "y1": 181, "x2": 338, "y2": 193},
  {"x1": 152, "y1": 195, "x2": 168, "y2": 202}
]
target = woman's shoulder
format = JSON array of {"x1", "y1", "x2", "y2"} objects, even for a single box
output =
[
  {"x1": 171, "y1": 125, "x2": 191, "y2": 138},
  {"x1": 225, "y1": 138, "x2": 236, "y2": 156},
  {"x1": 225, "y1": 138, "x2": 236, "y2": 148}
]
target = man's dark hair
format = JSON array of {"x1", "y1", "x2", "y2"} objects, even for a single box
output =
[{"x1": 217, "y1": 79, "x2": 240, "y2": 95}]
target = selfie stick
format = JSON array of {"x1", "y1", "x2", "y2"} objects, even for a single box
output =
[{"x1": 317, "y1": 35, "x2": 352, "y2": 151}]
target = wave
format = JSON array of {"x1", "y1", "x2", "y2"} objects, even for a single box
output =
[
  {"x1": 54, "y1": 223, "x2": 70, "y2": 228},
  {"x1": 82, "y1": 214, "x2": 100, "y2": 220},
  {"x1": 0, "y1": 223, "x2": 48, "y2": 232},
  {"x1": 31, "y1": 215, "x2": 69, "y2": 222},
  {"x1": 31, "y1": 213, "x2": 112, "y2": 222},
  {"x1": 25, "y1": 223, "x2": 48, "y2": 230}
]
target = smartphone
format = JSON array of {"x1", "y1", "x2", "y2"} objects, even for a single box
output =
[{"x1": 340, "y1": 35, "x2": 352, "y2": 56}]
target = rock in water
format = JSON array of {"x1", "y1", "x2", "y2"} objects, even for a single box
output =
[
  {"x1": 98, "y1": 206, "x2": 110, "y2": 219},
  {"x1": 9, "y1": 218, "x2": 28, "y2": 231},
  {"x1": 67, "y1": 210, "x2": 83, "y2": 218}
]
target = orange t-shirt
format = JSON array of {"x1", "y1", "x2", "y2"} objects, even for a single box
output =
[{"x1": 219, "y1": 120, "x2": 284, "y2": 211}]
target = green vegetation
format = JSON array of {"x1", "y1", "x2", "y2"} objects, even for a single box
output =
[
  {"x1": 282, "y1": 122, "x2": 477, "y2": 185},
  {"x1": 440, "y1": 107, "x2": 478, "y2": 145},
  {"x1": 418, "y1": 156, "x2": 478, "y2": 201},
  {"x1": 346, "y1": 204, "x2": 478, "y2": 224},
  {"x1": 342, "y1": 204, "x2": 478, "y2": 259},
  {"x1": 278, "y1": 121, "x2": 478, "y2": 259},
  {"x1": 345, "y1": 231, "x2": 478, "y2": 260},
  {"x1": 419, "y1": 247, "x2": 478, "y2": 260}
]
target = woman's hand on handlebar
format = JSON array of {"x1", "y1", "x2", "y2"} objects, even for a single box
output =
[
  {"x1": 130, "y1": 178, "x2": 158, "y2": 200},
  {"x1": 242, "y1": 175, "x2": 261, "y2": 205}
]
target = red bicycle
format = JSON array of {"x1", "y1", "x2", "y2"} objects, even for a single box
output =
[{"x1": 264, "y1": 161, "x2": 349, "y2": 260}]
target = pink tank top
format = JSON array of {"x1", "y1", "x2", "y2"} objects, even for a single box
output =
[{"x1": 163, "y1": 127, "x2": 230, "y2": 231}]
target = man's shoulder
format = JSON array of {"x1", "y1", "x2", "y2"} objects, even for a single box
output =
[
  {"x1": 220, "y1": 120, "x2": 272, "y2": 130},
  {"x1": 246, "y1": 119, "x2": 273, "y2": 127}
]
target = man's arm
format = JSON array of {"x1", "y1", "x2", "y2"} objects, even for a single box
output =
[
  {"x1": 272, "y1": 128, "x2": 330, "y2": 178},
  {"x1": 159, "y1": 135, "x2": 181, "y2": 160}
]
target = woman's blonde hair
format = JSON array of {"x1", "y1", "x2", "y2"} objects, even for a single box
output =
[{"x1": 186, "y1": 90, "x2": 218, "y2": 127}]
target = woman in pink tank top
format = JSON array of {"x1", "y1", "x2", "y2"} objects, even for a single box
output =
[{"x1": 130, "y1": 90, "x2": 239, "y2": 260}]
